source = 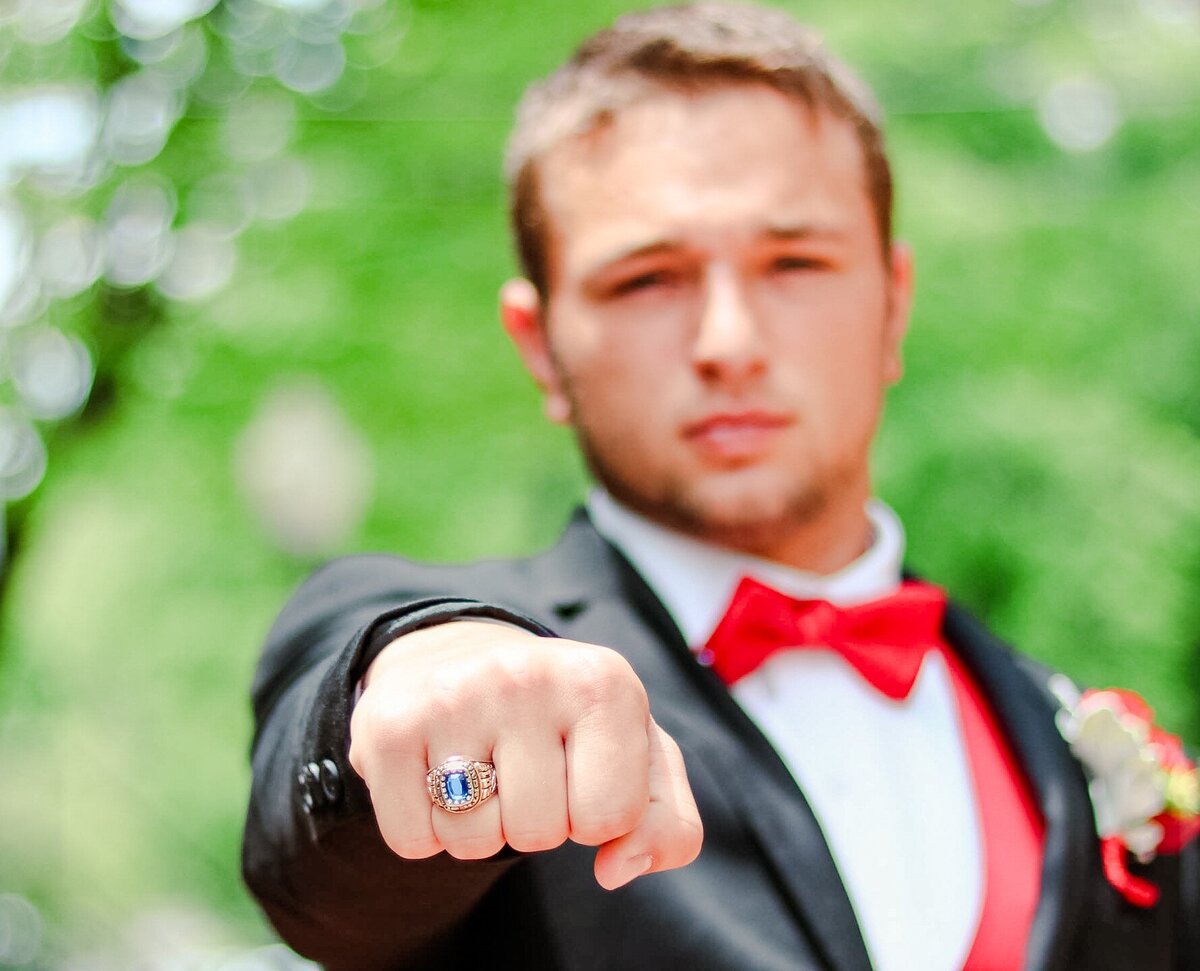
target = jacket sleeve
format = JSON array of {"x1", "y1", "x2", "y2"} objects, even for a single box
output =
[{"x1": 241, "y1": 555, "x2": 551, "y2": 970}]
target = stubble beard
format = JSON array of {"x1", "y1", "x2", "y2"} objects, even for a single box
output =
[
  {"x1": 553, "y1": 353, "x2": 843, "y2": 558},
  {"x1": 574, "y1": 422, "x2": 832, "y2": 558}
]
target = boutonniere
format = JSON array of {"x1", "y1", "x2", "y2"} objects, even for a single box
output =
[{"x1": 1050, "y1": 675, "x2": 1200, "y2": 907}]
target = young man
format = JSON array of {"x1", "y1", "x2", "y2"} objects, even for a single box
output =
[{"x1": 242, "y1": 5, "x2": 1199, "y2": 969}]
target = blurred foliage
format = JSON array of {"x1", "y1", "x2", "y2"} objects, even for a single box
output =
[{"x1": 0, "y1": 0, "x2": 1198, "y2": 965}]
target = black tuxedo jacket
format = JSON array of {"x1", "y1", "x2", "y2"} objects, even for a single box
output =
[{"x1": 243, "y1": 511, "x2": 1200, "y2": 970}]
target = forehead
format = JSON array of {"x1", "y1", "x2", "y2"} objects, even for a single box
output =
[{"x1": 536, "y1": 84, "x2": 875, "y2": 276}]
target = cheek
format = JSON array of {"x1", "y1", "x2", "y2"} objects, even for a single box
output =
[
  {"x1": 552, "y1": 304, "x2": 694, "y2": 404},
  {"x1": 766, "y1": 274, "x2": 893, "y2": 380},
  {"x1": 763, "y1": 322, "x2": 890, "y2": 456},
  {"x1": 559, "y1": 348, "x2": 694, "y2": 472}
]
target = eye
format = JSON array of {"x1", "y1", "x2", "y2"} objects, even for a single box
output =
[
  {"x1": 610, "y1": 269, "x2": 678, "y2": 297},
  {"x1": 770, "y1": 255, "x2": 825, "y2": 273}
]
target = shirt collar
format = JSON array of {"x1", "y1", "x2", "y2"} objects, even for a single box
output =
[{"x1": 586, "y1": 487, "x2": 906, "y2": 648}]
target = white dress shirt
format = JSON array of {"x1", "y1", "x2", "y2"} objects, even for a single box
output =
[{"x1": 587, "y1": 489, "x2": 984, "y2": 971}]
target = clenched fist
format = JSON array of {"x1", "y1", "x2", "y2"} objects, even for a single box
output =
[{"x1": 348, "y1": 621, "x2": 703, "y2": 890}]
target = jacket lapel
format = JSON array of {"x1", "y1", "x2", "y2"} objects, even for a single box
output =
[
  {"x1": 942, "y1": 604, "x2": 1095, "y2": 970},
  {"x1": 532, "y1": 513, "x2": 873, "y2": 971}
]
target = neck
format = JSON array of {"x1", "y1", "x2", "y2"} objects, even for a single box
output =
[
  {"x1": 749, "y1": 489, "x2": 875, "y2": 574},
  {"x1": 715, "y1": 481, "x2": 875, "y2": 575}
]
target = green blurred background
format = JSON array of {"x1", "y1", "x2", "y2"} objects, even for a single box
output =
[{"x1": 0, "y1": 0, "x2": 1197, "y2": 966}]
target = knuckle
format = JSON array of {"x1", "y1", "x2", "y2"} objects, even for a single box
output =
[
  {"x1": 444, "y1": 832, "x2": 506, "y2": 861},
  {"x1": 570, "y1": 649, "x2": 647, "y2": 716},
  {"x1": 372, "y1": 675, "x2": 477, "y2": 738},
  {"x1": 424, "y1": 672, "x2": 477, "y2": 718},
  {"x1": 381, "y1": 829, "x2": 441, "y2": 860},
  {"x1": 368, "y1": 707, "x2": 426, "y2": 756},
  {"x1": 504, "y1": 826, "x2": 567, "y2": 853},
  {"x1": 355, "y1": 685, "x2": 436, "y2": 751},
  {"x1": 492, "y1": 651, "x2": 553, "y2": 701}
]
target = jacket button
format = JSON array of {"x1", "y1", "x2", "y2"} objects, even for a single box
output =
[
  {"x1": 298, "y1": 762, "x2": 323, "y2": 814},
  {"x1": 318, "y1": 759, "x2": 342, "y2": 806}
]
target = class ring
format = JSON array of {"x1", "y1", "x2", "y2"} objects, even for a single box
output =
[{"x1": 427, "y1": 756, "x2": 498, "y2": 813}]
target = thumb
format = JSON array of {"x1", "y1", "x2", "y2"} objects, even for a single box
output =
[{"x1": 593, "y1": 720, "x2": 703, "y2": 890}]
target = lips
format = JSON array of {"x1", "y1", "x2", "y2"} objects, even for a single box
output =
[{"x1": 682, "y1": 410, "x2": 792, "y2": 462}]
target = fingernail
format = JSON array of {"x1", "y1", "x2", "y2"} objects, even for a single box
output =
[{"x1": 613, "y1": 854, "x2": 653, "y2": 889}]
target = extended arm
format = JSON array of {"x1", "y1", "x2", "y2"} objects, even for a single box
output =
[
  {"x1": 243, "y1": 559, "x2": 536, "y2": 969},
  {"x1": 242, "y1": 556, "x2": 702, "y2": 970}
]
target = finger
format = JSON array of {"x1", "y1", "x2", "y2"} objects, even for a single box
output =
[
  {"x1": 493, "y1": 730, "x2": 569, "y2": 853},
  {"x1": 593, "y1": 721, "x2": 703, "y2": 891},
  {"x1": 429, "y1": 747, "x2": 505, "y2": 860},
  {"x1": 563, "y1": 677, "x2": 650, "y2": 847},
  {"x1": 350, "y1": 706, "x2": 441, "y2": 859}
]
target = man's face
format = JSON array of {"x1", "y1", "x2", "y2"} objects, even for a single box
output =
[{"x1": 503, "y1": 83, "x2": 912, "y2": 559}]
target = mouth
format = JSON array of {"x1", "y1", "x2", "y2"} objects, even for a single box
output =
[{"x1": 681, "y1": 410, "x2": 793, "y2": 463}]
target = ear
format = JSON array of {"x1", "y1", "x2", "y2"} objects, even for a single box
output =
[
  {"x1": 882, "y1": 242, "x2": 914, "y2": 386},
  {"x1": 499, "y1": 278, "x2": 571, "y2": 424}
]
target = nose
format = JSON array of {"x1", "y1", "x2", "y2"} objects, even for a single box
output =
[{"x1": 691, "y1": 263, "x2": 767, "y2": 388}]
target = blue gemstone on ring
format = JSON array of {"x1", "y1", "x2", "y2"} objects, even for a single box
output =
[{"x1": 444, "y1": 770, "x2": 472, "y2": 804}]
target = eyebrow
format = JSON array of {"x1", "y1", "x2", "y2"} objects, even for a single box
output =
[
  {"x1": 762, "y1": 221, "x2": 848, "y2": 241},
  {"x1": 580, "y1": 238, "x2": 685, "y2": 281},
  {"x1": 581, "y1": 222, "x2": 849, "y2": 281}
]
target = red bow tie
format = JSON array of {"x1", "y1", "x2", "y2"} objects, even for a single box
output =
[{"x1": 702, "y1": 576, "x2": 948, "y2": 700}]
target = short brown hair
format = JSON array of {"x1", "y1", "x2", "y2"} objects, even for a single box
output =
[{"x1": 505, "y1": 2, "x2": 893, "y2": 296}]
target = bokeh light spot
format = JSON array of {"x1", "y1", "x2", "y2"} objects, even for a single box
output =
[
  {"x1": 14, "y1": 0, "x2": 90, "y2": 46},
  {"x1": 221, "y1": 87, "x2": 296, "y2": 162},
  {"x1": 187, "y1": 173, "x2": 255, "y2": 237},
  {"x1": 103, "y1": 72, "x2": 183, "y2": 166},
  {"x1": 0, "y1": 85, "x2": 101, "y2": 187},
  {"x1": 1137, "y1": 0, "x2": 1200, "y2": 25},
  {"x1": 37, "y1": 215, "x2": 105, "y2": 298},
  {"x1": 0, "y1": 201, "x2": 32, "y2": 315},
  {"x1": 0, "y1": 410, "x2": 48, "y2": 500},
  {"x1": 234, "y1": 380, "x2": 373, "y2": 556},
  {"x1": 103, "y1": 175, "x2": 178, "y2": 287},
  {"x1": 10, "y1": 327, "x2": 95, "y2": 420},
  {"x1": 156, "y1": 224, "x2": 237, "y2": 301},
  {"x1": 274, "y1": 38, "x2": 346, "y2": 93},
  {"x1": 0, "y1": 894, "x2": 43, "y2": 965},
  {"x1": 246, "y1": 156, "x2": 311, "y2": 222},
  {"x1": 110, "y1": 0, "x2": 220, "y2": 42},
  {"x1": 263, "y1": 0, "x2": 340, "y2": 13},
  {"x1": 1038, "y1": 75, "x2": 1120, "y2": 153}
]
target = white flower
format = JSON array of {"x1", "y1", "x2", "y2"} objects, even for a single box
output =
[{"x1": 1050, "y1": 675, "x2": 1167, "y2": 863}]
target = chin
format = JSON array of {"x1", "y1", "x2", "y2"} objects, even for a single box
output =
[{"x1": 610, "y1": 465, "x2": 828, "y2": 554}]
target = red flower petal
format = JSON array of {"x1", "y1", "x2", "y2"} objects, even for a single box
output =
[
  {"x1": 1147, "y1": 727, "x2": 1194, "y2": 772},
  {"x1": 1100, "y1": 836, "x2": 1160, "y2": 908},
  {"x1": 1156, "y1": 812, "x2": 1200, "y2": 854},
  {"x1": 1083, "y1": 687, "x2": 1156, "y2": 725}
]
